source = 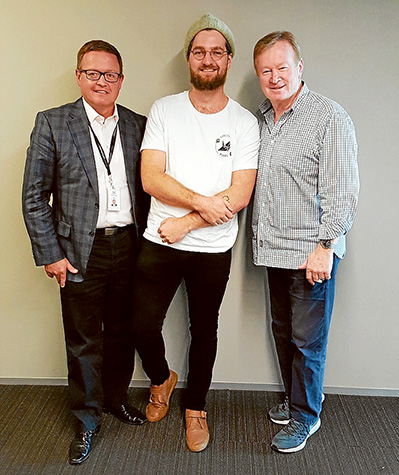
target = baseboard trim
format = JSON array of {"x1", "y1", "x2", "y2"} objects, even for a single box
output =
[{"x1": 0, "y1": 377, "x2": 398, "y2": 397}]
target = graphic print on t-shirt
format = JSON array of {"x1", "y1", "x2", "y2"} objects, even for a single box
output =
[{"x1": 215, "y1": 135, "x2": 231, "y2": 157}]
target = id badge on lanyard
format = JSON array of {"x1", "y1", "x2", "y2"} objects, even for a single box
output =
[
  {"x1": 89, "y1": 121, "x2": 121, "y2": 212},
  {"x1": 107, "y1": 176, "x2": 121, "y2": 211}
]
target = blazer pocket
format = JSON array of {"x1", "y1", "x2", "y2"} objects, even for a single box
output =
[{"x1": 55, "y1": 219, "x2": 71, "y2": 238}]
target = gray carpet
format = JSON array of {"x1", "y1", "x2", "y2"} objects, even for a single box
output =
[{"x1": 0, "y1": 385, "x2": 398, "y2": 474}]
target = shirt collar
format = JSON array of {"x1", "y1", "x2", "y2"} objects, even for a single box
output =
[
  {"x1": 82, "y1": 98, "x2": 119, "y2": 125},
  {"x1": 258, "y1": 81, "x2": 309, "y2": 116}
]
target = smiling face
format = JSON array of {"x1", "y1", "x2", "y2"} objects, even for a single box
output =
[
  {"x1": 254, "y1": 40, "x2": 303, "y2": 111},
  {"x1": 188, "y1": 29, "x2": 231, "y2": 91},
  {"x1": 75, "y1": 50, "x2": 124, "y2": 118}
]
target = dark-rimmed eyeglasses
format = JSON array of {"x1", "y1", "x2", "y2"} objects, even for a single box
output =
[
  {"x1": 79, "y1": 69, "x2": 122, "y2": 83},
  {"x1": 190, "y1": 48, "x2": 228, "y2": 61}
]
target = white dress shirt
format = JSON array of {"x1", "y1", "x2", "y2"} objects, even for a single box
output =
[{"x1": 83, "y1": 99, "x2": 133, "y2": 228}]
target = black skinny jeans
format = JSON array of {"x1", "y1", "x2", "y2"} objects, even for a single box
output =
[{"x1": 132, "y1": 239, "x2": 231, "y2": 411}]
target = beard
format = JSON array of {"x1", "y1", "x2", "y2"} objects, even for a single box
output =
[{"x1": 190, "y1": 66, "x2": 228, "y2": 91}]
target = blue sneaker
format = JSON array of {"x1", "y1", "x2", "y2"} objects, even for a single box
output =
[
  {"x1": 268, "y1": 393, "x2": 325, "y2": 425},
  {"x1": 271, "y1": 418, "x2": 321, "y2": 453}
]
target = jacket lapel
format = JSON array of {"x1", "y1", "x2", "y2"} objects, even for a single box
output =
[
  {"x1": 119, "y1": 107, "x2": 137, "y2": 198},
  {"x1": 67, "y1": 98, "x2": 99, "y2": 198}
]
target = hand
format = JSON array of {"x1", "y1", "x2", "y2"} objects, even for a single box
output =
[
  {"x1": 158, "y1": 217, "x2": 191, "y2": 244},
  {"x1": 298, "y1": 245, "x2": 333, "y2": 286},
  {"x1": 195, "y1": 195, "x2": 233, "y2": 225},
  {"x1": 44, "y1": 258, "x2": 78, "y2": 288}
]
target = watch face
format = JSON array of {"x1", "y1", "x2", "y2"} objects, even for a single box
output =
[{"x1": 320, "y1": 240, "x2": 332, "y2": 249}]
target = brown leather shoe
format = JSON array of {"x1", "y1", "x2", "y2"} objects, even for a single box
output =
[
  {"x1": 185, "y1": 409, "x2": 209, "y2": 452},
  {"x1": 146, "y1": 370, "x2": 178, "y2": 422}
]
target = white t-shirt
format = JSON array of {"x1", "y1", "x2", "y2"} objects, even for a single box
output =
[{"x1": 141, "y1": 91, "x2": 259, "y2": 253}]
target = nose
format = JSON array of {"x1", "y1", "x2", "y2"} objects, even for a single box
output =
[
  {"x1": 202, "y1": 51, "x2": 216, "y2": 63},
  {"x1": 270, "y1": 70, "x2": 279, "y2": 84},
  {"x1": 96, "y1": 72, "x2": 107, "y2": 85}
]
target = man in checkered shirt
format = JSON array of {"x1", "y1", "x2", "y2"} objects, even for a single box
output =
[{"x1": 252, "y1": 31, "x2": 359, "y2": 453}]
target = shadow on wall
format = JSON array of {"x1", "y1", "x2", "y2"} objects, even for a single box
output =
[
  {"x1": 236, "y1": 72, "x2": 265, "y2": 115},
  {"x1": 160, "y1": 51, "x2": 191, "y2": 96},
  {"x1": 238, "y1": 173, "x2": 280, "y2": 382}
]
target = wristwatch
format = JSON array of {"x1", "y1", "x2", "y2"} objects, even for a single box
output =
[{"x1": 319, "y1": 239, "x2": 332, "y2": 249}]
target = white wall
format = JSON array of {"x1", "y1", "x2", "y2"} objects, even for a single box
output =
[{"x1": 1, "y1": 0, "x2": 398, "y2": 395}]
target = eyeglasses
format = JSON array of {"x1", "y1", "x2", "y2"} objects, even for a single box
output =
[
  {"x1": 190, "y1": 48, "x2": 228, "y2": 61},
  {"x1": 79, "y1": 69, "x2": 122, "y2": 83}
]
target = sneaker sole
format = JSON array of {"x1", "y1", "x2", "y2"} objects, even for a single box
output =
[
  {"x1": 269, "y1": 415, "x2": 290, "y2": 425},
  {"x1": 272, "y1": 418, "x2": 321, "y2": 454}
]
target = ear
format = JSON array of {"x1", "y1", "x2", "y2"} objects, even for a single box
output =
[
  {"x1": 118, "y1": 74, "x2": 124, "y2": 90},
  {"x1": 227, "y1": 54, "x2": 232, "y2": 70},
  {"x1": 75, "y1": 69, "x2": 82, "y2": 86},
  {"x1": 298, "y1": 59, "x2": 304, "y2": 77}
]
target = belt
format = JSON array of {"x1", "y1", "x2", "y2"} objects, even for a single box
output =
[{"x1": 96, "y1": 224, "x2": 133, "y2": 236}]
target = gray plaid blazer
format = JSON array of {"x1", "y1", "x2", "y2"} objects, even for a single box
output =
[{"x1": 22, "y1": 98, "x2": 149, "y2": 282}]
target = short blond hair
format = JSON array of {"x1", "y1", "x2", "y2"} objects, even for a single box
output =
[{"x1": 253, "y1": 31, "x2": 301, "y2": 64}]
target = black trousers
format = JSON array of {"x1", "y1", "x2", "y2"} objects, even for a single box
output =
[
  {"x1": 132, "y1": 239, "x2": 231, "y2": 411},
  {"x1": 60, "y1": 227, "x2": 137, "y2": 431}
]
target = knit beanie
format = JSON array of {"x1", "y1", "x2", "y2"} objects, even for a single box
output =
[{"x1": 183, "y1": 13, "x2": 235, "y2": 59}]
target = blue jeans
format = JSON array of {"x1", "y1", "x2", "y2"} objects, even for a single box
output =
[
  {"x1": 267, "y1": 255, "x2": 339, "y2": 425},
  {"x1": 131, "y1": 239, "x2": 231, "y2": 411}
]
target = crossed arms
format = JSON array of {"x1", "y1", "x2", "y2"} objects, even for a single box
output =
[{"x1": 141, "y1": 149, "x2": 257, "y2": 244}]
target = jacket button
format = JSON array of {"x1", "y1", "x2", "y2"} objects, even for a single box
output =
[
  {"x1": 89, "y1": 231, "x2": 95, "y2": 236},
  {"x1": 94, "y1": 203, "x2": 99, "y2": 209}
]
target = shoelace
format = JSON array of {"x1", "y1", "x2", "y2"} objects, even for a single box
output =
[
  {"x1": 282, "y1": 419, "x2": 308, "y2": 437},
  {"x1": 76, "y1": 430, "x2": 96, "y2": 444},
  {"x1": 281, "y1": 397, "x2": 290, "y2": 412}
]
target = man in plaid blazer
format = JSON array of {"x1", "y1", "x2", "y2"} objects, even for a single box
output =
[{"x1": 22, "y1": 40, "x2": 149, "y2": 465}]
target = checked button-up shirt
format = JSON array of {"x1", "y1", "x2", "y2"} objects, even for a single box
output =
[{"x1": 252, "y1": 82, "x2": 359, "y2": 269}]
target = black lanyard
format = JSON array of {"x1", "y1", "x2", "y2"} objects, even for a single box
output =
[{"x1": 88, "y1": 122, "x2": 118, "y2": 177}]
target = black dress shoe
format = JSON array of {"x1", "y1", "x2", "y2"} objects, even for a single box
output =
[
  {"x1": 69, "y1": 425, "x2": 100, "y2": 465},
  {"x1": 103, "y1": 404, "x2": 146, "y2": 425}
]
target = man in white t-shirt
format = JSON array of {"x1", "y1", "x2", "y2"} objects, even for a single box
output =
[{"x1": 132, "y1": 14, "x2": 259, "y2": 452}]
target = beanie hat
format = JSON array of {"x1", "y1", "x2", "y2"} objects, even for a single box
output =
[{"x1": 183, "y1": 13, "x2": 235, "y2": 59}]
